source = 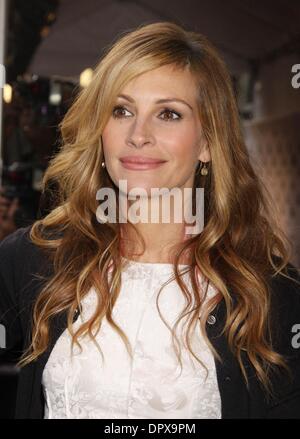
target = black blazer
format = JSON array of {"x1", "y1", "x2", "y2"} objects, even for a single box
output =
[{"x1": 0, "y1": 226, "x2": 300, "y2": 419}]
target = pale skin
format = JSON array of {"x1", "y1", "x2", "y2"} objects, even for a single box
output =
[{"x1": 101, "y1": 64, "x2": 211, "y2": 263}]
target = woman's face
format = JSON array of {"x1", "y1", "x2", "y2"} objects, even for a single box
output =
[{"x1": 101, "y1": 64, "x2": 210, "y2": 194}]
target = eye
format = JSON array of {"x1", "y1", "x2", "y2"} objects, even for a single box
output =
[
  {"x1": 159, "y1": 108, "x2": 182, "y2": 122},
  {"x1": 112, "y1": 105, "x2": 132, "y2": 118},
  {"x1": 111, "y1": 105, "x2": 182, "y2": 121}
]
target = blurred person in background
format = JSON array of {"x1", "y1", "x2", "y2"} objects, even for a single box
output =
[{"x1": 0, "y1": 188, "x2": 18, "y2": 240}]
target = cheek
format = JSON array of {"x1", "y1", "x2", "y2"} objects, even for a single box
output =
[
  {"x1": 101, "y1": 125, "x2": 121, "y2": 156},
  {"x1": 166, "y1": 132, "x2": 199, "y2": 165}
]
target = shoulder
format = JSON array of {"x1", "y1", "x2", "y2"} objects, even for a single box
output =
[
  {"x1": 0, "y1": 226, "x2": 35, "y2": 279},
  {"x1": 267, "y1": 261, "x2": 300, "y2": 354},
  {"x1": 269, "y1": 262, "x2": 300, "y2": 309},
  {"x1": 0, "y1": 225, "x2": 32, "y2": 254},
  {"x1": 0, "y1": 225, "x2": 53, "y2": 292},
  {"x1": 0, "y1": 223, "x2": 62, "y2": 264}
]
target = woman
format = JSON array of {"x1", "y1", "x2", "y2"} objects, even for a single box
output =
[{"x1": 0, "y1": 21, "x2": 300, "y2": 419}]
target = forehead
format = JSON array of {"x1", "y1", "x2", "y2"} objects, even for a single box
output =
[{"x1": 120, "y1": 64, "x2": 199, "y2": 102}]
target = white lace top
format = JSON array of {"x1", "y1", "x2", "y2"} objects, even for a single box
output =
[{"x1": 42, "y1": 258, "x2": 222, "y2": 419}]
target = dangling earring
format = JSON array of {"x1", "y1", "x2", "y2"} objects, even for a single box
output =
[
  {"x1": 200, "y1": 162, "x2": 209, "y2": 176},
  {"x1": 101, "y1": 161, "x2": 106, "y2": 169},
  {"x1": 195, "y1": 161, "x2": 201, "y2": 175}
]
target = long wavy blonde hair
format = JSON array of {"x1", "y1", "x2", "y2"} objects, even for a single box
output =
[{"x1": 18, "y1": 21, "x2": 299, "y2": 398}]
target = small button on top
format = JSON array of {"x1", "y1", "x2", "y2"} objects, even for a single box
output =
[
  {"x1": 225, "y1": 376, "x2": 231, "y2": 382},
  {"x1": 207, "y1": 314, "x2": 216, "y2": 325}
]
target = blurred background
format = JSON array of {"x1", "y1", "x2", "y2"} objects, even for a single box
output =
[{"x1": 0, "y1": 0, "x2": 300, "y2": 418}]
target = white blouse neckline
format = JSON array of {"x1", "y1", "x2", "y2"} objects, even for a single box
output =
[{"x1": 121, "y1": 256, "x2": 189, "y2": 268}]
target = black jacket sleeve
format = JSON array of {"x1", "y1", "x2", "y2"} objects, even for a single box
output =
[
  {"x1": 266, "y1": 263, "x2": 300, "y2": 418},
  {"x1": 0, "y1": 227, "x2": 31, "y2": 363}
]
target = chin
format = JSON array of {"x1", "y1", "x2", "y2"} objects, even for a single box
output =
[{"x1": 118, "y1": 180, "x2": 157, "y2": 196}]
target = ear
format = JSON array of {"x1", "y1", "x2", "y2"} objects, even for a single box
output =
[{"x1": 198, "y1": 140, "x2": 211, "y2": 163}]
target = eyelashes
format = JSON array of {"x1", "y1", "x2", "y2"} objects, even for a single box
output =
[{"x1": 112, "y1": 105, "x2": 182, "y2": 122}]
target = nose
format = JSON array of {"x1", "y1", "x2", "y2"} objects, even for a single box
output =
[{"x1": 126, "y1": 117, "x2": 155, "y2": 149}]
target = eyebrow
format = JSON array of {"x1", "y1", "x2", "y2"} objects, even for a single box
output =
[{"x1": 117, "y1": 94, "x2": 193, "y2": 111}]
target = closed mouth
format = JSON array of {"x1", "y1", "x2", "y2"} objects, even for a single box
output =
[{"x1": 120, "y1": 156, "x2": 167, "y2": 164}]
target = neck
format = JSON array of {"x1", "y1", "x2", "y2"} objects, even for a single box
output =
[
  {"x1": 121, "y1": 222, "x2": 187, "y2": 264},
  {"x1": 118, "y1": 189, "x2": 196, "y2": 264}
]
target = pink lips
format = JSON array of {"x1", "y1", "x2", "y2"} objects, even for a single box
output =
[
  {"x1": 120, "y1": 156, "x2": 167, "y2": 170},
  {"x1": 120, "y1": 156, "x2": 166, "y2": 164}
]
